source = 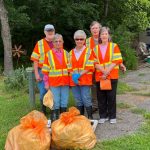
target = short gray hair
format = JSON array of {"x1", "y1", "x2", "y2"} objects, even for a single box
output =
[
  {"x1": 74, "y1": 30, "x2": 86, "y2": 39},
  {"x1": 53, "y1": 33, "x2": 64, "y2": 42},
  {"x1": 90, "y1": 21, "x2": 102, "y2": 29}
]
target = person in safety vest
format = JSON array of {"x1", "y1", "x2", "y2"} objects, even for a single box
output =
[
  {"x1": 94, "y1": 27, "x2": 123, "y2": 124},
  {"x1": 68, "y1": 30, "x2": 95, "y2": 119},
  {"x1": 86, "y1": 21, "x2": 102, "y2": 113},
  {"x1": 31, "y1": 24, "x2": 55, "y2": 115},
  {"x1": 86, "y1": 21, "x2": 126, "y2": 113},
  {"x1": 42, "y1": 34, "x2": 69, "y2": 122}
]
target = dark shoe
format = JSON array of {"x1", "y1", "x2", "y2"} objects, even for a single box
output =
[
  {"x1": 86, "y1": 106, "x2": 93, "y2": 119},
  {"x1": 55, "y1": 109, "x2": 60, "y2": 120},
  {"x1": 92, "y1": 107, "x2": 98, "y2": 113},
  {"x1": 50, "y1": 109, "x2": 60, "y2": 122},
  {"x1": 77, "y1": 106, "x2": 84, "y2": 115},
  {"x1": 50, "y1": 110, "x2": 55, "y2": 122},
  {"x1": 41, "y1": 101, "x2": 46, "y2": 115},
  {"x1": 60, "y1": 107, "x2": 67, "y2": 113}
]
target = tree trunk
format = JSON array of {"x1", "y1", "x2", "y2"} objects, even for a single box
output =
[
  {"x1": 0, "y1": 0, "x2": 13, "y2": 75},
  {"x1": 104, "y1": 0, "x2": 109, "y2": 17}
]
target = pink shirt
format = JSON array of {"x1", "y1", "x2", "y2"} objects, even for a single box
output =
[
  {"x1": 100, "y1": 44, "x2": 107, "y2": 60},
  {"x1": 52, "y1": 48, "x2": 63, "y2": 64},
  {"x1": 43, "y1": 48, "x2": 63, "y2": 87},
  {"x1": 46, "y1": 40, "x2": 54, "y2": 49},
  {"x1": 74, "y1": 46, "x2": 86, "y2": 60}
]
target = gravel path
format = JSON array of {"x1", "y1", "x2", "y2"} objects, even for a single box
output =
[{"x1": 94, "y1": 66, "x2": 150, "y2": 141}]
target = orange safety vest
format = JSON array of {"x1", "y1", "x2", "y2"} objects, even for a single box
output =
[
  {"x1": 42, "y1": 49, "x2": 69, "y2": 86},
  {"x1": 86, "y1": 37, "x2": 97, "y2": 49},
  {"x1": 68, "y1": 47, "x2": 95, "y2": 86},
  {"x1": 31, "y1": 38, "x2": 51, "y2": 68},
  {"x1": 94, "y1": 42, "x2": 123, "y2": 81}
]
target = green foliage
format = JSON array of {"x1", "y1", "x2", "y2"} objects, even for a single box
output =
[
  {"x1": 117, "y1": 102, "x2": 131, "y2": 109},
  {"x1": 123, "y1": 0, "x2": 150, "y2": 32},
  {"x1": 4, "y1": 66, "x2": 28, "y2": 91},
  {"x1": 117, "y1": 81, "x2": 134, "y2": 94},
  {"x1": 112, "y1": 25, "x2": 138, "y2": 70},
  {"x1": 2, "y1": 0, "x2": 150, "y2": 69}
]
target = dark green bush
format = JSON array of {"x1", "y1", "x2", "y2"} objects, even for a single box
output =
[
  {"x1": 4, "y1": 66, "x2": 28, "y2": 91},
  {"x1": 112, "y1": 25, "x2": 138, "y2": 70}
]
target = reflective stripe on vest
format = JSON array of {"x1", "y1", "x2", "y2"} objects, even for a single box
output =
[
  {"x1": 31, "y1": 52, "x2": 39, "y2": 60},
  {"x1": 68, "y1": 48, "x2": 92, "y2": 73},
  {"x1": 47, "y1": 50, "x2": 68, "y2": 77},
  {"x1": 94, "y1": 42, "x2": 115, "y2": 66},
  {"x1": 94, "y1": 43, "x2": 119, "y2": 70},
  {"x1": 86, "y1": 38, "x2": 90, "y2": 48},
  {"x1": 38, "y1": 39, "x2": 45, "y2": 64}
]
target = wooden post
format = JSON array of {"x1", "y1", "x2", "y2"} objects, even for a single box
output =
[{"x1": 26, "y1": 67, "x2": 35, "y2": 107}]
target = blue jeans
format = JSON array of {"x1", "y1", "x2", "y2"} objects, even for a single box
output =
[
  {"x1": 37, "y1": 69, "x2": 47, "y2": 102},
  {"x1": 50, "y1": 86, "x2": 69, "y2": 109},
  {"x1": 72, "y1": 85, "x2": 92, "y2": 107}
]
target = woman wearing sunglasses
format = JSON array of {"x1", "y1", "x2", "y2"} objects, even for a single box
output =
[{"x1": 68, "y1": 30, "x2": 95, "y2": 119}]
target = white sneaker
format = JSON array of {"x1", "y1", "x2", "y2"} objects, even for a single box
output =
[
  {"x1": 105, "y1": 118, "x2": 109, "y2": 121},
  {"x1": 110, "y1": 119, "x2": 116, "y2": 124},
  {"x1": 47, "y1": 119, "x2": 51, "y2": 127},
  {"x1": 98, "y1": 118, "x2": 106, "y2": 124}
]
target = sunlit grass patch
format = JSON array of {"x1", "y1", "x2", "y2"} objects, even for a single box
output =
[{"x1": 117, "y1": 102, "x2": 131, "y2": 109}]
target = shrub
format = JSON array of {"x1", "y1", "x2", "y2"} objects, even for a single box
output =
[
  {"x1": 4, "y1": 66, "x2": 28, "y2": 91},
  {"x1": 112, "y1": 25, "x2": 138, "y2": 70}
]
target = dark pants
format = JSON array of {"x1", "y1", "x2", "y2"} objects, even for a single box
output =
[{"x1": 96, "y1": 79, "x2": 118, "y2": 119}]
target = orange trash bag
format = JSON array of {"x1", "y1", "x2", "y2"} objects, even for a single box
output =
[
  {"x1": 51, "y1": 107, "x2": 97, "y2": 150},
  {"x1": 5, "y1": 110, "x2": 51, "y2": 150},
  {"x1": 43, "y1": 89, "x2": 54, "y2": 109}
]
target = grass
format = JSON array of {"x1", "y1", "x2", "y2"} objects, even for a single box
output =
[
  {"x1": 131, "y1": 108, "x2": 146, "y2": 115},
  {"x1": 138, "y1": 73, "x2": 145, "y2": 76},
  {"x1": 117, "y1": 102, "x2": 131, "y2": 109},
  {"x1": 117, "y1": 81, "x2": 134, "y2": 94},
  {"x1": 0, "y1": 76, "x2": 76, "y2": 149},
  {"x1": 1, "y1": 75, "x2": 150, "y2": 150},
  {"x1": 134, "y1": 92, "x2": 150, "y2": 97},
  {"x1": 93, "y1": 122, "x2": 150, "y2": 150}
]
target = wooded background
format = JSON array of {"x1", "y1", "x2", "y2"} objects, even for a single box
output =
[{"x1": 0, "y1": 0, "x2": 150, "y2": 73}]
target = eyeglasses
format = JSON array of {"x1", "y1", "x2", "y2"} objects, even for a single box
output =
[{"x1": 75, "y1": 39, "x2": 85, "y2": 41}]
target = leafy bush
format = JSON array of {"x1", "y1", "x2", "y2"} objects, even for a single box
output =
[
  {"x1": 4, "y1": 66, "x2": 28, "y2": 91},
  {"x1": 112, "y1": 25, "x2": 138, "y2": 70}
]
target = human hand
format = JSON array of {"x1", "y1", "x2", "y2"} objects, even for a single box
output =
[
  {"x1": 35, "y1": 72, "x2": 42, "y2": 82},
  {"x1": 120, "y1": 63, "x2": 126, "y2": 73},
  {"x1": 45, "y1": 85, "x2": 49, "y2": 90},
  {"x1": 101, "y1": 74, "x2": 107, "y2": 80},
  {"x1": 103, "y1": 69, "x2": 110, "y2": 77}
]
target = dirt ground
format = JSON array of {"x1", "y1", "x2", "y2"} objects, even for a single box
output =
[{"x1": 94, "y1": 64, "x2": 150, "y2": 141}]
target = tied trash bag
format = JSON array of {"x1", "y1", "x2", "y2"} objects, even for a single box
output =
[
  {"x1": 5, "y1": 110, "x2": 51, "y2": 150},
  {"x1": 43, "y1": 89, "x2": 54, "y2": 109},
  {"x1": 51, "y1": 107, "x2": 97, "y2": 150}
]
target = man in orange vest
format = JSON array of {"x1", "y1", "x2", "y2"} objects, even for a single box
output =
[
  {"x1": 31, "y1": 24, "x2": 55, "y2": 114},
  {"x1": 86, "y1": 21, "x2": 102, "y2": 113}
]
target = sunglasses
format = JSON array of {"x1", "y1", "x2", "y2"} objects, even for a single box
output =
[
  {"x1": 75, "y1": 38, "x2": 85, "y2": 41},
  {"x1": 54, "y1": 41, "x2": 62, "y2": 43}
]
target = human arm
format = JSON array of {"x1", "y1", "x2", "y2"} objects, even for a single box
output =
[
  {"x1": 33, "y1": 61, "x2": 42, "y2": 82},
  {"x1": 43, "y1": 74, "x2": 49, "y2": 90}
]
